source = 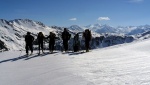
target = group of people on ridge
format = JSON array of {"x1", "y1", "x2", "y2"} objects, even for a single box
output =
[{"x1": 25, "y1": 28, "x2": 92, "y2": 55}]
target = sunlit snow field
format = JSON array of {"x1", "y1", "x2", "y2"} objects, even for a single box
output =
[{"x1": 1, "y1": 39, "x2": 150, "y2": 85}]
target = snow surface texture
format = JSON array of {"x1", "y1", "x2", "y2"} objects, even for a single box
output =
[{"x1": 0, "y1": 39, "x2": 150, "y2": 85}]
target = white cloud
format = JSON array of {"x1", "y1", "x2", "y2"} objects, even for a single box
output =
[
  {"x1": 69, "y1": 18, "x2": 77, "y2": 21},
  {"x1": 129, "y1": 0, "x2": 144, "y2": 3},
  {"x1": 98, "y1": 17, "x2": 110, "y2": 21}
]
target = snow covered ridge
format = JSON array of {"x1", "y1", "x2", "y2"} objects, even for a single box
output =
[
  {"x1": 85, "y1": 24, "x2": 150, "y2": 35},
  {"x1": 0, "y1": 19, "x2": 58, "y2": 51},
  {"x1": 0, "y1": 19, "x2": 148, "y2": 51}
]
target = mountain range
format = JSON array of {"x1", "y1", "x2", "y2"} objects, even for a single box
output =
[{"x1": 0, "y1": 19, "x2": 150, "y2": 51}]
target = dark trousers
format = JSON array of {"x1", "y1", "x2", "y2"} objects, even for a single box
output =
[
  {"x1": 85, "y1": 40, "x2": 90, "y2": 52},
  {"x1": 63, "y1": 40, "x2": 68, "y2": 51},
  {"x1": 49, "y1": 41, "x2": 55, "y2": 52},
  {"x1": 26, "y1": 43, "x2": 33, "y2": 54},
  {"x1": 38, "y1": 42, "x2": 43, "y2": 53},
  {"x1": 73, "y1": 45, "x2": 79, "y2": 52}
]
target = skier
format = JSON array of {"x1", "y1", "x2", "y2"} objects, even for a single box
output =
[
  {"x1": 61, "y1": 28, "x2": 71, "y2": 52},
  {"x1": 37, "y1": 32, "x2": 45, "y2": 54},
  {"x1": 73, "y1": 33, "x2": 80, "y2": 52},
  {"x1": 46, "y1": 32, "x2": 56, "y2": 53},
  {"x1": 83, "y1": 29, "x2": 92, "y2": 52},
  {"x1": 25, "y1": 32, "x2": 34, "y2": 55}
]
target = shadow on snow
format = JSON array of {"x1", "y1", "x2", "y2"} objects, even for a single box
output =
[
  {"x1": 0, "y1": 51, "x2": 88, "y2": 64},
  {"x1": 0, "y1": 52, "x2": 58, "y2": 64}
]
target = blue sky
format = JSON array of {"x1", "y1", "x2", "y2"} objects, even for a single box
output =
[{"x1": 0, "y1": 0, "x2": 150, "y2": 27}]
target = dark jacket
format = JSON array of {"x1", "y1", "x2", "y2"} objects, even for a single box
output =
[
  {"x1": 25, "y1": 35, "x2": 34, "y2": 44},
  {"x1": 62, "y1": 31, "x2": 71, "y2": 41},
  {"x1": 37, "y1": 33, "x2": 45, "y2": 43},
  {"x1": 83, "y1": 29, "x2": 92, "y2": 42},
  {"x1": 47, "y1": 32, "x2": 56, "y2": 43}
]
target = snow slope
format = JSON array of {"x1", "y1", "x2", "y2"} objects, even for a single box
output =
[
  {"x1": 1, "y1": 34, "x2": 150, "y2": 85},
  {"x1": 0, "y1": 19, "x2": 58, "y2": 50}
]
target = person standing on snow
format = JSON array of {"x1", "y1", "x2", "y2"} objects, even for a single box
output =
[
  {"x1": 61, "y1": 28, "x2": 71, "y2": 52},
  {"x1": 73, "y1": 33, "x2": 80, "y2": 52},
  {"x1": 46, "y1": 32, "x2": 56, "y2": 53},
  {"x1": 83, "y1": 29, "x2": 92, "y2": 52},
  {"x1": 25, "y1": 32, "x2": 34, "y2": 55},
  {"x1": 37, "y1": 32, "x2": 45, "y2": 54}
]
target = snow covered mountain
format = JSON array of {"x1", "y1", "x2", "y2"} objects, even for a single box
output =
[
  {"x1": 115, "y1": 25, "x2": 150, "y2": 35},
  {"x1": 85, "y1": 24, "x2": 150, "y2": 35},
  {"x1": 85, "y1": 24, "x2": 118, "y2": 34},
  {"x1": 0, "y1": 19, "x2": 149, "y2": 51},
  {"x1": 68, "y1": 25, "x2": 84, "y2": 33},
  {"x1": 135, "y1": 30, "x2": 150, "y2": 40},
  {"x1": 0, "y1": 19, "x2": 58, "y2": 51}
]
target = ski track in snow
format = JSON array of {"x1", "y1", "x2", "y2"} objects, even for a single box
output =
[{"x1": 1, "y1": 39, "x2": 150, "y2": 85}]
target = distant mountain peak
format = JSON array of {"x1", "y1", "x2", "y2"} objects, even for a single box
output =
[
  {"x1": 0, "y1": 19, "x2": 8, "y2": 23},
  {"x1": 68, "y1": 25, "x2": 84, "y2": 32}
]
